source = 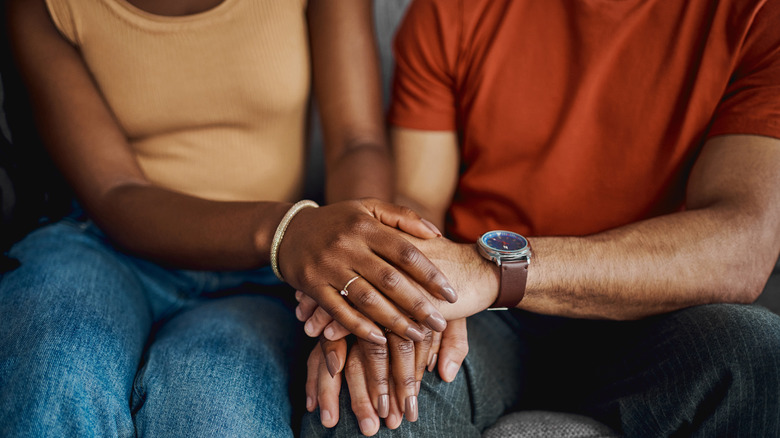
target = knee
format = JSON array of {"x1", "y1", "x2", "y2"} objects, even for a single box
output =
[{"x1": 671, "y1": 304, "x2": 780, "y2": 396}]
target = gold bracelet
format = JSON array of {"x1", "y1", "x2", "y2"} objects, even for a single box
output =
[{"x1": 270, "y1": 200, "x2": 319, "y2": 282}]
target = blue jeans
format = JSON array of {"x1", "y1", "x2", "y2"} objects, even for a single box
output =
[
  {"x1": 302, "y1": 305, "x2": 780, "y2": 437},
  {"x1": 0, "y1": 215, "x2": 304, "y2": 437}
]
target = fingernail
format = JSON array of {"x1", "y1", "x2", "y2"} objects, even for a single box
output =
[
  {"x1": 360, "y1": 418, "x2": 376, "y2": 435},
  {"x1": 416, "y1": 380, "x2": 421, "y2": 394},
  {"x1": 405, "y1": 395, "x2": 418, "y2": 422},
  {"x1": 425, "y1": 313, "x2": 447, "y2": 332},
  {"x1": 367, "y1": 331, "x2": 387, "y2": 345},
  {"x1": 324, "y1": 326, "x2": 335, "y2": 340},
  {"x1": 295, "y1": 306, "x2": 304, "y2": 321},
  {"x1": 442, "y1": 287, "x2": 458, "y2": 303},
  {"x1": 420, "y1": 218, "x2": 442, "y2": 237},
  {"x1": 304, "y1": 320, "x2": 315, "y2": 336},
  {"x1": 295, "y1": 290, "x2": 303, "y2": 301},
  {"x1": 306, "y1": 396, "x2": 314, "y2": 411},
  {"x1": 428, "y1": 353, "x2": 438, "y2": 372},
  {"x1": 405, "y1": 325, "x2": 426, "y2": 342},
  {"x1": 321, "y1": 409, "x2": 332, "y2": 423},
  {"x1": 378, "y1": 394, "x2": 390, "y2": 418},
  {"x1": 444, "y1": 360, "x2": 459, "y2": 382},
  {"x1": 326, "y1": 351, "x2": 340, "y2": 378}
]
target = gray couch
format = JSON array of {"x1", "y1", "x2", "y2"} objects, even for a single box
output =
[{"x1": 1, "y1": 1, "x2": 778, "y2": 436}]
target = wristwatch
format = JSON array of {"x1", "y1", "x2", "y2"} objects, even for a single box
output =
[{"x1": 477, "y1": 230, "x2": 531, "y2": 310}]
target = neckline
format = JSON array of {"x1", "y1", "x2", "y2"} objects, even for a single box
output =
[{"x1": 112, "y1": 0, "x2": 237, "y2": 23}]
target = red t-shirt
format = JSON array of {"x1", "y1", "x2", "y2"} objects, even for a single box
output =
[{"x1": 389, "y1": 0, "x2": 780, "y2": 242}]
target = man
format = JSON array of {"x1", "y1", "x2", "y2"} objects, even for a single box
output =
[{"x1": 302, "y1": 0, "x2": 780, "y2": 436}]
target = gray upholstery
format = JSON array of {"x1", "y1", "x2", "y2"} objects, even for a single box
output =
[{"x1": 482, "y1": 412, "x2": 618, "y2": 438}]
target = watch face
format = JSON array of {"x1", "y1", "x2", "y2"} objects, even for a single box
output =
[{"x1": 481, "y1": 230, "x2": 528, "y2": 253}]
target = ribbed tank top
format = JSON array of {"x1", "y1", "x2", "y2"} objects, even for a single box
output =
[{"x1": 45, "y1": 0, "x2": 310, "y2": 202}]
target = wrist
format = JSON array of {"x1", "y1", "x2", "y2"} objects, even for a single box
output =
[
  {"x1": 433, "y1": 243, "x2": 499, "y2": 320},
  {"x1": 271, "y1": 200, "x2": 319, "y2": 282}
]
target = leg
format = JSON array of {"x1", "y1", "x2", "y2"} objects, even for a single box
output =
[
  {"x1": 300, "y1": 311, "x2": 529, "y2": 437},
  {"x1": 0, "y1": 221, "x2": 152, "y2": 437},
  {"x1": 516, "y1": 304, "x2": 780, "y2": 437},
  {"x1": 133, "y1": 294, "x2": 303, "y2": 438}
]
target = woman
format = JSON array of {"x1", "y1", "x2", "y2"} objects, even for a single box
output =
[{"x1": 0, "y1": 0, "x2": 453, "y2": 435}]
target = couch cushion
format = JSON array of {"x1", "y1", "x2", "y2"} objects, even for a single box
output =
[{"x1": 482, "y1": 411, "x2": 618, "y2": 438}]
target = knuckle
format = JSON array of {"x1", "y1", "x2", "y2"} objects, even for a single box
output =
[
  {"x1": 346, "y1": 356, "x2": 363, "y2": 374},
  {"x1": 396, "y1": 340, "x2": 415, "y2": 356},
  {"x1": 399, "y1": 244, "x2": 423, "y2": 267},
  {"x1": 357, "y1": 289, "x2": 381, "y2": 308},
  {"x1": 421, "y1": 329, "x2": 434, "y2": 345},
  {"x1": 351, "y1": 214, "x2": 376, "y2": 235},
  {"x1": 390, "y1": 315, "x2": 407, "y2": 332},
  {"x1": 409, "y1": 298, "x2": 428, "y2": 316},
  {"x1": 398, "y1": 205, "x2": 417, "y2": 218},
  {"x1": 453, "y1": 340, "x2": 470, "y2": 356},
  {"x1": 322, "y1": 302, "x2": 350, "y2": 325},
  {"x1": 352, "y1": 399, "x2": 374, "y2": 413},
  {"x1": 365, "y1": 344, "x2": 389, "y2": 360},
  {"x1": 372, "y1": 376, "x2": 390, "y2": 387},
  {"x1": 378, "y1": 268, "x2": 402, "y2": 291},
  {"x1": 401, "y1": 375, "x2": 417, "y2": 388}
]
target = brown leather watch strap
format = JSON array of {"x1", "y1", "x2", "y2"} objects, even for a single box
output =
[{"x1": 490, "y1": 259, "x2": 529, "y2": 309}]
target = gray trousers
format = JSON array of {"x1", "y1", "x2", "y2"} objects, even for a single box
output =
[{"x1": 301, "y1": 304, "x2": 780, "y2": 437}]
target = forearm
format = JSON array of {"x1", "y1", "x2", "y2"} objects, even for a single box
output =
[
  {"x1": 326, "y1": 142, "x2": 393, "y2": 203},
  {"x1": 425, "y1": 204, "x2": 778, "y2": 321},
  {"x1": 90, "y1": 183, "x2": 290, "y2": 271},
  {"x1": 524, "y1": 204, "x2": 778, "y2": 320}
]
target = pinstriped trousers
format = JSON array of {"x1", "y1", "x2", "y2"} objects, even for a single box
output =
[{"x1": 302, "y1": 304, "x2": 780, "y2": 437}]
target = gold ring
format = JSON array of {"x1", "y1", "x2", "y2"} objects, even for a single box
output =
[{"x1": 340, "y1": 275, "x2": 360, "y2": 297}]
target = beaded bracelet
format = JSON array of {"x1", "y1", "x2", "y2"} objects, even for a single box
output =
[{"x1": 270, "y1": 200, "x2": 319, "y2": 282}]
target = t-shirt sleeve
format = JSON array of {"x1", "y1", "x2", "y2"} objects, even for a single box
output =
[
  {"x1": 44, "y1": 0, "x2": 79, "y2": 46},
  {"x1": 708, "y1": 1, "x2": 780, "y2": 140},
  {"x1": 387, "y1": 0, "x2": 461, "y2": 131}
]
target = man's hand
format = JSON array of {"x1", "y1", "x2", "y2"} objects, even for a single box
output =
[{"x1": 305, "y1": 320, "x2": 470, "y2": 435}]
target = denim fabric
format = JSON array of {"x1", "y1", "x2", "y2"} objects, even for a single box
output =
[
  {"x1": 302, "y1": 304, "x2": 780, "y2": 437},
  {"x1": 0, "y1": 216, "x2": 303, "y2": 437}
]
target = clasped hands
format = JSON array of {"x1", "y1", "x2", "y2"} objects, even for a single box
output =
[{"x1": 276, "y1": 198, "x2": 498, "y2": 435}]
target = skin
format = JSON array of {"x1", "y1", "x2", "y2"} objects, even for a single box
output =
[
  {"x1": 302, "y1": 131, "x2": 780, "y2": 434},
  {"x1": 6, "y1": 0, "x2": 461, "y2": 432},
  {"x1": 391, "y1": 129, "x2": 780, "y2": 320},
  {"x1": 3, "y1": 0, "x2": 459, "y2": 346}
]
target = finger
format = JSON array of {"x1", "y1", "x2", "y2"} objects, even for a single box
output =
[
  {"x1": 438, "y1": 318, "x2": 469, "y2": 383},
  {"x1": 356, "y1": 337, "x2": 390, "y2": 418},
  {"x1": 363, "y1": 203, "x2": 458, "y2": 304},
  {"x1": 414, "y1": 329, "x2": 434, "y2": 384},
  {"x1": 322, "y1": 320, "x2": 351, "y2": 341},
  {"x1": 362, "y1": 199, "x2": 442, "y2": 239},
  {"x1": 427, "y1": 330, "x2": 443, "y2": 372},
  {"x1": 345, "y1": 346, "x2": 381, "y2": 436},
  {"x1": 384, "y1": 376, "x2": 404, "y2": 430},
  {"x1": 313, "y1": 284, "x2": 388, "y2": 345},
  {"x1": 388, "y1": 332, "x2": 418, "y2": 422},
  {"x1": 305, "y1": 343, "x2": 324, "y2": 413},
  {"x1": 335, "y1": 274, "x2": 438, "y2": 342},
  {"x1": 296, "y1": 291, "x2": 319, "y2": 322},
  {"x1": 303, "y1": 306, "x2": 334, "y2": 338},
  {"x1": 317, "y1": 346, "x2": 342, "y2": 428},
  {"x1": 319, "y1": 337, "x2": 348, "y2": 378}
]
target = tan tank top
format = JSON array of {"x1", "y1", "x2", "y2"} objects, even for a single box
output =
[{"x1": 45, "y1": 0, "x2": 310, "y2": 202}]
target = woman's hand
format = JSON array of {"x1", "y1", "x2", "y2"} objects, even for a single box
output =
[{"x1": 280, "y1": 198, "x2": 457, "y2": 344}]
